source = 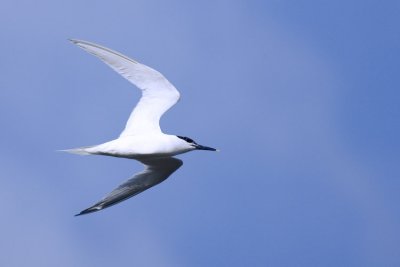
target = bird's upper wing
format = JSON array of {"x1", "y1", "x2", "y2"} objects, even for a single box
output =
[
  {"x1": 70, "y1": 39, "x2": 180, "y2": 136},
  {"x1": 75, "y1": 157, "x2": 183, "y2": 216}
]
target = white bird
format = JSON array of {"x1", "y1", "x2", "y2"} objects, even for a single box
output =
[{"x1": 65, "y1": 39, "x2": 217, "y2": 216}]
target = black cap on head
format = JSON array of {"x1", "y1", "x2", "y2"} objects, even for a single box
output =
[{"x1": 177, "y1": 135, "x2": 217, "y2": 151}]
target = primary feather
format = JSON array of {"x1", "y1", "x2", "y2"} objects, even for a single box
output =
[{"x1": 69, "y1": 39, "x2": 180, "y2": 136}]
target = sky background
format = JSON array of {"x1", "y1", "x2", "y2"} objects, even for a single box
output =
[{"x1": 1, "y1": 0, "x2": 399, "y2": 266}]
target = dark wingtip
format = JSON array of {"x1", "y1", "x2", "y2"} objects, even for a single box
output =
[
  {"x1": 68, "y1": 38, "x2": 79, "y2": 44},
  {"x1": 74, "y1": 210, "x2": 89, "y2": 217},
  {"x1": 74, "y1": 205, "x2": 102, "y2": 217}
]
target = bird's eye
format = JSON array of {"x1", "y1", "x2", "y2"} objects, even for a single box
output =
[{"x1": 177, "y1": 136, "x2": 195, "y2": 144}]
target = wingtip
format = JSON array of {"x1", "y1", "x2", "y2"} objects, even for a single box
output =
[
  {"x1": 68, "y1": 38, "x2": 79, "y2": 44},
  {"x1": 74, "y1": 209, "x2": 94, "y2": 217},
  {"x1": 68, "y1": 38, "x2": 88, "y2": 46},
  {"x1": 74, "y1": 205, "x2": 103, "y2": 217}
]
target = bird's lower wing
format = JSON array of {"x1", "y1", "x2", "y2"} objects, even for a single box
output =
[{"x1": 75, "y1": 157, "x2": 183, "y2": 216}]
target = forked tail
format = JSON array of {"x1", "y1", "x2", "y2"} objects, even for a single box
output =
[{"x1": 59, "y1": 146, "x2": 95, "y2": 155}]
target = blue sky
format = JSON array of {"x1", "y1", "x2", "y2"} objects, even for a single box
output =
[{"x1": 1, "y1": 0, "x2": 399, "y2": 266}]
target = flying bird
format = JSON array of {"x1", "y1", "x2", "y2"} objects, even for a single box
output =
[{"x1": 64, "y1": 39, "x2": 217, "y2": 216}]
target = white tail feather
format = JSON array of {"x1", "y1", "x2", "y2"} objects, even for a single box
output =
[{"x1": 59, "y1": 146, "x2": 94, "y2": 155}]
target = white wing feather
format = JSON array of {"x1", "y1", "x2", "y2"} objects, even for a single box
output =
[{"x1": 70, "y1": 39, "x2": 180, "y2": 136}]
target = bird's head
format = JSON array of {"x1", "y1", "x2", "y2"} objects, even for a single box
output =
[{"x1": 176, "y1": 135, "x2": 217, "y2": 152}]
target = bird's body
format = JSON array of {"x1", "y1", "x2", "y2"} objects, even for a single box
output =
[
  {"x1": 68, "y1": 134, "x2": 194, "y2": 159},
  {"x1": 65, "y1": 39, "x2": 216, "y2": 216}
]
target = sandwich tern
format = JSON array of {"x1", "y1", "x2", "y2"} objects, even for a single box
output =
[{"x1": 65, "y1": 39, "x2": 217, "y2": 216}]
